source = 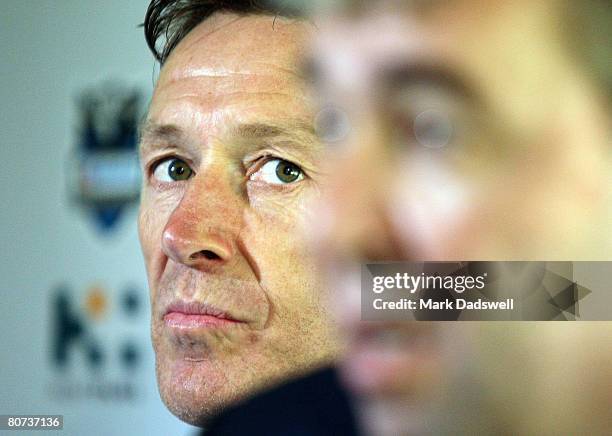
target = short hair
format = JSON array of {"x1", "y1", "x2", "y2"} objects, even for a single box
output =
[
  {"x1": 564, "y1": 0, "x2": 612, "y2": 102},
  {"x1": 144, "y1": 0, "x2": 301, "y2": 65}
]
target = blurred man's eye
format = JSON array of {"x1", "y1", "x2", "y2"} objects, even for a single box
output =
[
  {"x1": 250, "y1": 159, "x2": 304, "y2": 185},
  {"x1": 410, "y1": 109, "x2": 454, "y2": 150},
  {"x1": 152, "y1": 158, "x2": 194, "y2": 182},
  {"x1": 314, "y1": 105, "x2": 351, "y2": 144},
  {"x1": 391, "y1": 107, "x2": 455, "y2": 152},
  {"x1": 389, "y1": 85, "x2": 462, "y2": 151}
]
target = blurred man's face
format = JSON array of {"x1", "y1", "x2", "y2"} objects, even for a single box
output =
[
  {"x1": 311, "y1": 0, "x2": 611, "y2": 261},
  {"x1": 306, "y1": 0, "x2": 611, "y2": 434},
  {"x1": 139, "y1": 13, "x2": 337, "y2": 425}
]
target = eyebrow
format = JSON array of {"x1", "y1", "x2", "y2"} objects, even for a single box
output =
[
  {"x1": 233, "y1": 122, "x2": 315, "y2": 141},
  {"x1": 139, "y1": 122, "x2": 185, "y2": 148},
  {"x1": 139, "y1": 120, "x2": 317, "y2": 153},
  {"x1": 232, "y1": 122, "x2": 319, "y2": 157},
  {"x1": 302, "y1": 52, "x2": 483, "y2": 105},
  {"x1": 381, "y1": 63, "x2": 484, "y2": 106}
]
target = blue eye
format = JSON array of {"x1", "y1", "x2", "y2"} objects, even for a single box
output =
[
  {"x1": 153, "y1": 158, "x2": 194, "y2": 182},
  {"x1": 251, "y1": 159, "x2": 304, "y2": 184}
]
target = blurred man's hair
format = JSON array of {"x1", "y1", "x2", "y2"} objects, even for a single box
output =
[
  {"x1": 144, "y1": 0, "x2": 301, "y2": 65},
  {"x1": 566, "y1": 0, "x2": 612, "y2": 102}
]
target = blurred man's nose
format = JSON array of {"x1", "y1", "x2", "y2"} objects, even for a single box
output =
[
  {"x1": 162, "y1": 165, "x2": 241, "y2": 271},
  {"x1": 317, "y1": 116, "x2": 411, "y2": 262}
]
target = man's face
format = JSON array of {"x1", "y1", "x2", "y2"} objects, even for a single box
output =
[
  {"x1": 138, "y1": 13, "x2": 337, "y2": 424},
  {"x1": 311, "y1": 0, "x2": 611, "y2": 261}
]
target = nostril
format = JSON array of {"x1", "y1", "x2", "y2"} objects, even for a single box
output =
[
  {"x1": 203, "y1": 250, "x2": 220, "y2": 260},
  {"x1": 190, "y1": 250, "x2": 222, "y2": 261}
]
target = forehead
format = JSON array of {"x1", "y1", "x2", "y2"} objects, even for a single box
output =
[
  {"x1": 149, "y1": 13, "x2": 314, "y2": 133},
  {"x1": 160, "y1": 13, "x2": 312, "y2": 83},
  {"x1": 311, "y1": 0, "x2": 564, "y2": 134},
  {"x1": 313, "y1": 0, "x2": 506, "y2": 16}
]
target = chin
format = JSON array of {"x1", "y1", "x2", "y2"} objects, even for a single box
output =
[
  {"x1": 154, "y1": 340, "x2": 339, "y2": 426},
  {"x1": 156, "y1": 354, "x2": 241, "y2": 426}
]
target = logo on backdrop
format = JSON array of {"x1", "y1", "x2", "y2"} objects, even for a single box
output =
[
  {"x1": 67, "y1": 81, "x2": 143, "y2": 232},
  {"x1": 49, "y1": 284, "x2": 145, "y2": 401}
]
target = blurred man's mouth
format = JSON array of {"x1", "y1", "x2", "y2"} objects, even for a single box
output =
[{"x1": 340, "y1": 323, "x2": 439, "y2": 396}]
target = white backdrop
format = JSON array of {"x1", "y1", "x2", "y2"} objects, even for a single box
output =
[{"x1": 0, "y1": 1, "x2": 198, "y2": 435}]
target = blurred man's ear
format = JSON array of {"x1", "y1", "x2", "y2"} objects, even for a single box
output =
[{"x1": 602, "y1": 125, "x2": 612, "y2": 256}]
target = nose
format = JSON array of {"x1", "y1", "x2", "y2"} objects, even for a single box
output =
[
  {"x1": 161, "y1": 167, "x2": 240, "y2": 271},
  {"x1": 317, "y1": 116, "x2": 410, "y2": 262},
  {"x1": 162, "y1": 225, "x2": 233, "y2": 269}
]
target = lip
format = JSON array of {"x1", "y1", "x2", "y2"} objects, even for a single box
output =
[
  {"x1": 163, "y1": 301, "x2": 244, "y2": 329},
  {"x1": 340, "y1": 322, "x2": 438, "y2": 395}
]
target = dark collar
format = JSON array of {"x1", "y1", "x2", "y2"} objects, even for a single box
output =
[{"x1": 202, "y1": 366, "x2": 360, "y2": 436}]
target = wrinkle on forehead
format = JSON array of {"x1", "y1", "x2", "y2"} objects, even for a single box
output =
[
  {"x1": 151, "y1": 76, "x2": 312, "y2": 112},
  {"x1": 172, "y1": 63, "x2": 305, "y2": 82},
  {"x1": 159, "y1": 12, "x2": 312, "y2": 85}
]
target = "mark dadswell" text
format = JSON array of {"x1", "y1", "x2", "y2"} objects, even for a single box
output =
[
  {"x1": 372, "y1": 298, "x2": 514, "y2": 310},
  {"x1": 422, "y1": 298, "x2": 514, "y2": 310}
]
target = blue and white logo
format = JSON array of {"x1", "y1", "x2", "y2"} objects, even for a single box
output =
[{"x1": 68, "y1": 82, "x2": 143, "y2": 232}]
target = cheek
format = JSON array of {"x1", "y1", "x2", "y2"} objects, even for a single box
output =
[
  {"x1": 139, "y1": 207, "x2": 160, "y2": 259},
  {"x1": 138, "y1": 193, "x2": 177, "y2": 271},
  {"x1": 241, "y1": 201, "x2": 310, "y2": 275},
  {"x1": 483, "y1": 148, "x2": 597, "y2": 251},
  {"x1": 245, "y1": 184, "x2": 316, "y2": 260},
  {"x1": 241, "y1": 190, "x2": 323, "y2": 301},
  {"x1": 328, "y1": 262, "x2": 361, "y2": 331},
  {"x1": 391, "y1": 157, "x2": 477, "y2": 259},
  {"x1": 246, "y1": 184, "x2": 312, "y2": 229}
]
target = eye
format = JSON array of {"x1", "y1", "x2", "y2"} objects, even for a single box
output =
[
  {"x1": 391, "y1": 85, "x2": 458, "y2": 151},
  {"x1": 250, "y1": 159, "x2": 304, "y2": 185},
  {"x1": 412, "y1": 109, "x2": 454, "y2": 149},
  {"x1": 152, "y1": 158, "x2": 194, "y2": 182},
  {"x1": 314, "y1": 105, "x2": 351, "y2": 143}
]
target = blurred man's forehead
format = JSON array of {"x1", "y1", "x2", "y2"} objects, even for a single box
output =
[{"x1": 304, "y1": 0, "x2": 456, "y2": 16}]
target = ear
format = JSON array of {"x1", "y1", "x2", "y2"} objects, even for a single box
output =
[{"x1": 602, "y1": 131, "x2": 612, "y2": 257}]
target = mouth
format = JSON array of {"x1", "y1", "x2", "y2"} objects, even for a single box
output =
[
  {"x1": 163, "y1": 301, "x2": 244, "y2": 330},
  {"x1": 340, "y1": 322, "x2": 439, "y2": 395},
  {"x1": 352, "y1": 322, "x2": 433, "y2": 345}
]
